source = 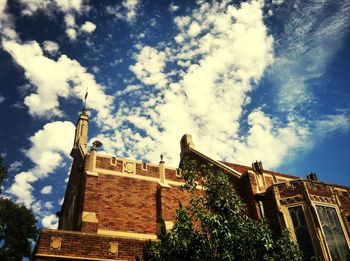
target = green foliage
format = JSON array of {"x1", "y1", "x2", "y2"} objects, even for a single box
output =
[
  {"x1": 145, "y1": 158, "x2": 301, "y2": 261},
  {"x1": 0, "y1": 155, "x2": 38, "y2": 261}
]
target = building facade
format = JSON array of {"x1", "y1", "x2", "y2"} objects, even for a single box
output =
[{"x1": 32, "y1": 111, "x2": 350, "y2": 260}]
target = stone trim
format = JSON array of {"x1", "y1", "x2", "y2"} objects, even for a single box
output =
[
  {"x1": 98, "y1": 229, "x2": 158, "y2": 240},
  {"x1": 82, "y1": 211, "x2": 98, "y2": 223},
  {"x1": 35, "y1": 254, "x2": 126, "y2": 261},
  {"x1": 85, "y1": 171, "x2": 99, "y2": 177},
  {"x1": 95, "y1": 167, "x2": 184, "y2": 187}
]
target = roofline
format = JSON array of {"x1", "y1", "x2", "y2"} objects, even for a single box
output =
[{"x1": 183, "y1": 147, "x2": 242, "y2": 178}]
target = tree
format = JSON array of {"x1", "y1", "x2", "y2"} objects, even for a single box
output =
[
  {"x1": 145, "y1": 158, "x2": 301, "y2": 260},
  {"x1": 0, "y1": 155, "x2": 38, "y2": 261}
]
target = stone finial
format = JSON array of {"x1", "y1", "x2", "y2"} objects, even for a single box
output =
[
  {"x1": 91, "y1": 140, "x2": 103, "y2": 152},
  {"x1": 180, "y1": 134, "x2": 195, "y2": 158}
]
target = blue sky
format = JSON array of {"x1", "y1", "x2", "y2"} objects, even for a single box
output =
[{"x1": 0, "y1": 0, "x2": 349, "y2": 228}]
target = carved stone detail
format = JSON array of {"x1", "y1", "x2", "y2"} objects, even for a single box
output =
[
  {"x1": 50, "y1": 237, "x2": 62, "y2": 250},
  {"x1": 108, "y1": 242, "x2": 118, "y2": 254}
]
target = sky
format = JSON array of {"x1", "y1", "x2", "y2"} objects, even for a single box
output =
[{"x1": 0, "y1": 0, "x2": 349, "y2": 229}]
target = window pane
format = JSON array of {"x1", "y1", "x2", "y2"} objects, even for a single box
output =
[
  {"x1": 316, "y1": 205, "x2": 350, "y2": 260},
  {"x1": 289, "y1": 206, "x2": 315, "y2": 260}
]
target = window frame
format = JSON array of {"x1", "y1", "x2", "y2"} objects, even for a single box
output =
[{"x1": 314, "y1": 203, "x2": 350, "y2": 261}]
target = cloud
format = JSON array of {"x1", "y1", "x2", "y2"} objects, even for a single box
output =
[
  {"x1": 81, "y1": 21, "x2": 96, "y2": 33},
  {"x1": 2, "y1": 40, "x2": 115, "y2": 122},
  {"x1": 42, "y1": 40, "x2": 59, "y2": 54},
  {"x1": 109, "y1": 0, "x2": 275, "y2": 165},
  {"x1": 19, "y1": 0, "x2": 83, "y2": 15},
  {"x1": 42, "y1": 214, "x2": 58, "y2": 229},
  {"x1": 65, "y1": 28, "x2": 77, "y2": 40},
  {"x1": 169, "y1": 2, "x2": 179, "y2": 12},
  {"x1": 8, "y1": 160, "x2": 22, "y2": 172},
  {"x1": 7, "y1": 121, "x2": 75, "y2": 207},
  {"x1": 44, "y1": 201, "x2": 53, "y2": 209},
  {"x1": 129, "y1": 46, "x2": 168, "y2": 88},
  {"x1": 107, "y1": 0, "x2": 350, "y2": 172},
  {"x1": 41, "y1": 185, "x2": 53, "y2": 195},
  {"x1": 106, "y1": 0, "x2": 140, "y2": 24},
  {"x1": 269, "y1": 0, "x2": 350, "y2": 112},
  {"x1": 7, "y1": 171, "x2": 37, "y2": 207}
]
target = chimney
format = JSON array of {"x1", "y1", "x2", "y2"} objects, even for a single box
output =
[
  {"x1": 306, "y1": 172, "x2": 318, "y2": 181},
  {"x1": 252, "y1": 161, "x2": 264, "y2": 173},
  {"x1": 180, "y1": 134, "x2": 195, "y2": 158}
]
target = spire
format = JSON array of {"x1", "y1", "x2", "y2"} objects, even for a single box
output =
[
  {"x1": 82, "y1": 88, "x2": 88, "y2": 113},
  {"x1": 70, "y1": 90, "x2": 89, "y2": 157}
]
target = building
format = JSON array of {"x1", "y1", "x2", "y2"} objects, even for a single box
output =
[{"x1": 32, "y1": 110, "x2": 350, "y2": 260}]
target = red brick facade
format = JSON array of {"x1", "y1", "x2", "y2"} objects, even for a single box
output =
[{"x1": 32, "y1": 113, "x2": 350, "y2": 261}]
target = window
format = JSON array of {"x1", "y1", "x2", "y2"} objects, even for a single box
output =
[
  {"x1": 316, "y1": 206, "x2": 349, "y2": 260},
  {"x1": 289, "y1": 206, "x2": 315, "y2": 260}
]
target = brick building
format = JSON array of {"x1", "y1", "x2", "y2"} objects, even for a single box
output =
[{"x1": 32, "y1": 111, "x2": 350, "y2": 260}]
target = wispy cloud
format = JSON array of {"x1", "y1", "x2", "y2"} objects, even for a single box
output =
[{"x1": 269, "y1": 0, "x2": 350, "y2": 112}]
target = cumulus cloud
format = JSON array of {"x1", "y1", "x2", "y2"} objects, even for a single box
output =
[
  {"x1": 65, "y1": 28, "x2": 77, "y2": 40},
  {"x1": 129, "y1": 46, "x2": 168, "y2": 88},
  {"x1": 108, "y1": 0, "x2": 276, "y2": 165},
  {"x1": 7, "y1": 121, "x2": 75, "y2": 207},
  {"x1": 7, "y1": 171, "x2": 37, "y2": 207},
  {"x1": 42, "y1": 214, "x2": 58, "y2": 229},
  {"x1": 81, "y1": 21, "x2": 96, "y2": 33},
  {"x1": 2, "y1": 40, "x2": 115, "y2": 123},
  {"x1": 19, "y1": 0, "x2": 83, "y2": 15},
  {"x1": 42, "y1": 40, "x2": 59, "y2": 54},
  {"x1": 107, "y1": 0, "x2": 350, "y2": 171},
  {"x1": 106, "y1": 0, "x2": 140, "y2": 24},
  {"x1": 41, "y1": 185, "x2": 53, "y2": 195}
]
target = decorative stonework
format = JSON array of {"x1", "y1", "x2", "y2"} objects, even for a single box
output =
[
  {"x1": 82, "y1": 211, "x2": 99, "y2": 223},
  {"x1": 124, "y1": 161, "x2": 135, "y2": 174},
  {"x1": 108, "y1": 242, "x2": 119, "y2": 254},
  {"x1": 50, "y1": 237, "x2": 62, "y2": 250}
]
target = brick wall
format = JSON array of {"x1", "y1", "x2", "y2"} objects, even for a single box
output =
[
  {"x1": 83, "y1": 174, "x2": 159, "y2": 234},
  {"x1": 33, "y1": 229, "x2": 145, "y2": 261}
]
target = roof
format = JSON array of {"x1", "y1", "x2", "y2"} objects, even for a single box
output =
[{"x1": 220, "y1": 161, "x2": 299, "y2": 179}]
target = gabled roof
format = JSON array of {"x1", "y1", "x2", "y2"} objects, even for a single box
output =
[{"x1": 220, "y1": 161, "x2": 299, "y2": 179}]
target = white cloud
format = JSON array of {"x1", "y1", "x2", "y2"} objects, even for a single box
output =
[
  {"x1": 81, "y1": 21, "x2": 96, "y2": 33},
  {"x1": 269, "y1": 0, "x2": 350, "y2": 112},
  {"x1": 2, "y1": 40, "x2": 115, "y2": 123},
  {"x1": 19, "y1": 0, "x2": 83, "y2": 15},
  {"x1": 66, "y1": 28, "x2": 77, "y2": 40},
  {"x1": 7, "y1": 171, "x2": 37, "y2": 207},
  {"x1": 64, "y1": 13, "x2": 76, "y2": 27},
  {"x1": 41, "y1": 185, "x2": 53, "y2": 195},
  {"x1": 44, "y1": 201, "x2": 53, "y2": 209},
  {"x1": 106, "y1": 0, "x2": 140, "y2": 24},
  {"x1": 188, "y1": 21, "x2": 201, "y2": 37},
  {"x1": 169, "y1": 2, "x2": 179, "y2": 12},
  {"x1": 8, "y1": 160, "x2": 22, "y2": 172},
  {"x1": 129, "y1": 46, "x2": 167, "y2": 88},
  {"x1": 7, "y1": 121, "x2": 75, "y2": 207},
  {"x1": 108, "y1": 0, "x2": 275, "y2": 165},
  {"x1": 42, "y1": 214, "x2": 58, "y2": 229},
  {"x1": 42, "y1": 40, "x2": 59, "y2": 54}
]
